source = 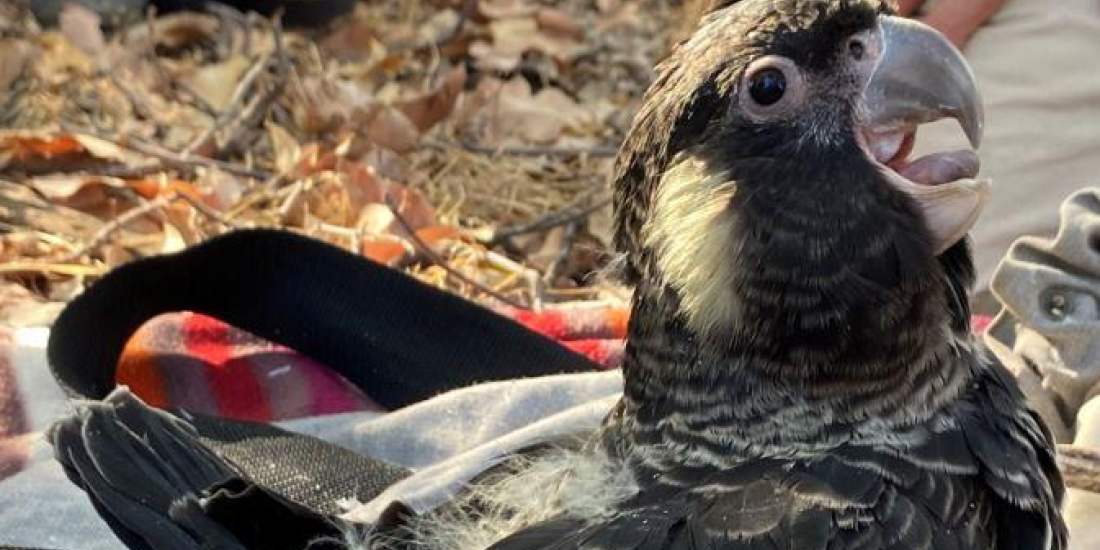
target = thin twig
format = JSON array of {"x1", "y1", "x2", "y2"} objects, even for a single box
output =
[
  {"x1": 182, "y1": 52, "x2": 273, "y2": 156},
  {"x1": 213, "y1": 15, "x2": 289, "y2": 157},
  {"x1": 0, "y1": 262, "x2": 108, "y2": 276},
  {"x1": 172, "y1": 81, "x2": 221, "y2": 117},
  {"x1": 434, "y1": 0, "x2": 478, "y2": 49},
  {"x1": 174, "y1": 192, "x2": 245, "y2": 228},
  {"x1": 107, "y1": 73, "x2": 156, "y2": 122},
  {"x1": 182, "y1": 13, "x2": 288, "y2": 157},
  {"x1": 63, "y1": 193, "x2": 176, "y2": 261},
  {"x1": 276, "y1": 180, "x2": 305, "y2": 222},
  {"x1": 128, "y1": 135, "x2": 271, "y2": 179},
  {"x1": 489, "y1": 193, "x2": 611, "y2": 245},
  {"x1": 63, "y1": 190, "x2": 241, "y2": 261},
  {"x1": 426, "y1": 139, "x2": 619, "y2": 159},
  {"x1": 0, "y1": 222, "x2": 79, "y2": 251},
  {"x1": 95, "y1": 163, "x2": 175, "y2": 179},
  {"x1": 141, "y1": 5, "x2": 215, "y2": 117},
  {"x1": 0, "y1": 25, "x2": 31, "y2": 39},
  {"x1": 386, "y1": 197, "x2": 528, "y2": 309},
  {"x1": 139, "y1": 8, "x2": 220, "y2": 118},
  {"x1": 66, "y1": 126, "x2": 273, "y2": 180},
  {"x1": 204, "y1": 1, "x2": 249, "y2": 28},
  {"x1": 543, "y1": 220, "x2": 580, "y2": 284},
  {"x1": 388, "y1": 0, "x2": 478, "y2": 54},
  {"x1": 203, "y1": 1, "x2": 249, "y2": 56}
]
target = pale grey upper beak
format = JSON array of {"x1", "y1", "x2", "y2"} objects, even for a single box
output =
[{"x1": 862, "y1": 15, "x2": 984, "y2": 148}]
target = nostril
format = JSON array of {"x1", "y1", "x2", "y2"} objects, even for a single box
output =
[{"x1": 849, "y1": 39, "x2": 865, "y2": 60}]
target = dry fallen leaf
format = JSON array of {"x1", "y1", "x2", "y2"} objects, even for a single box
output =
[
  {"x1": 415, "y1": 225, "x2": 465, "y2": 254},
  {"x1": 27, "y1": 174, "x2": 125, "y2": 201},
  {"x1": 142, "y1": 12, "x2": 221, "y2": 52},
  {"x1": 387, "y1": 184, "x2": 436, "y2": 232},
  {"x1": 519, "y1": 224, "x2": 569, "y2": 272},
  {"x1": 365, "y1": 106, "x2": 421, "y2": 153},
  {"x1": 479, "y1": 0, "x2": 538, "y2": 20},
  {"x1": 71, "y1": 134, "x2": 147, "y2": 165},
  {"x1": 194, "y1": 168, "x2": 241, "y2": 211},
  {"x1": 536, "y1": 8, "x2": 584, "y2": 41},
  {"x1": 462, "y1": 77, "x2": 596, "y2": 145},
  {"x1": 308, "y1": 172, "x2": 355, "y2": 226},
  {"x1": 320, "y1": 15, "x2": 386, "y2": 62},
  {"x1": 0, "y1": 132, "x2": 146, "y2": 173},
  {"x1": 1, "y1": 0, "x2": 673, "y2": 311},
  {"x1": 160, "y1": 221, "x2": 188, "y2": 254},
  {"x1": 294, "y1": 143, "x2": 339, "y2": 178},
  {"x1": 1, "y1": 132, "x2": 83, "y2": 161},
  {"x1": 58, "y1": 3, "x2": 106, "y2": 57},
  {"x1": 358, "y1": 203, "x2": 397, "y2": 235},
  {"x1": 340, "y1": 159, "x2": 386, "y2": 210},
  {"x1": 594, "y1": 0, "x2": 622, "y2": 14},
  {"x1": 396, "y1": 66, "x2": 467, "y2": 132},
  {"x1": 467, "y1": 41, "x2": 522, "y2": 73},
  {"x1": 183, "y1": 55, "x2": 252, "y2": 111},
  {"x1": 0, "y1": 181, "x2": 103, "y2": 240},
  {"x1": 485, "y1": 16, "x2": 584, "y2": 66},
  {"x1": 293, "y1": 78, "x2": 372, "y2": 134},
  {"x1": 417, "y1": 9, "x2": 461, "y2": 45},
  {"x1": 267, "y1": 122, "x2": 303, "y2": 175},
  {"x1": 360, "y1": 146, "x2": 408, "y2": 183},
  {"x1": 0, "y1": 39, "x2": 35, "y2": 102},
  {"x1": 360, "y1": 234, "x2": 412, "y2": 267}
]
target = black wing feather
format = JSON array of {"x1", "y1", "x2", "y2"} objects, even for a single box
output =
[{"x1": 488, "y1": 362, "x2": 1064, "y2": 550}]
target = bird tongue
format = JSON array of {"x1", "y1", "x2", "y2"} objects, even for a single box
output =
[
  {"x1": 867, "y1": 130, "x2": 980, "y2": 187},
  {"x1": 896, "y1": 150, "x2": 981, "y2": 186},
  {"x1": 862, "y1": 128, "x2": 990, "y2": 253}
]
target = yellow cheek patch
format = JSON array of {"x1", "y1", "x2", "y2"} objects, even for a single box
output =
[{"x1": 643, "y1": 156, "x2": 741, "y2": 336}]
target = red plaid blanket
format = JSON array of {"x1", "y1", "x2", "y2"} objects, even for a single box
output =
[{"x1": 0, "y1": 306, "x2": 992, "y2": 481}]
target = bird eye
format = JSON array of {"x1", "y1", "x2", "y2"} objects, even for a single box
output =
[
  {"x1": 849, "y1": 39, "x2": 865, "y2": 60},
  {"x1": 749, "y1": 68, "x2": 787, "y2": 106},
  {"x1": 739, "y1": 56, "x2": 804, "y2": 121}
]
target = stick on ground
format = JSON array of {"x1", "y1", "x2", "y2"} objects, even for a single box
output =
[{"x1": 387, "y1": 196, "x2": 528, "y2": 309}]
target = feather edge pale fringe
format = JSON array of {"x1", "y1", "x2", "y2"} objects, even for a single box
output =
[{"x1": 344, "y1": 448, "x2": 638, "y2": 550}]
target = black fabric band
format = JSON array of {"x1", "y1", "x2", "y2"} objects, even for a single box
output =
[
  {"x1": 47, "y1": 229, "x2": 597, "y2": 410},
  {"x1": 43, "y1": 229, "x2": 600, "y2": 549}
]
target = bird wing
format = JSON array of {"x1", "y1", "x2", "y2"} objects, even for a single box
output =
[
  {"x1": 488, "y1": 454, "x2": 988, "y2": 550},
  {"x1": 958, "y1": 359, "x2": 1067, "y2": 550},
  {"x1": 489, "y1": 361, "x2": 1065, "y2": 550}
]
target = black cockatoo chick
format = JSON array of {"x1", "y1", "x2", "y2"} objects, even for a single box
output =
[{"x1": 385, "y1": 1, "x2": 1067, "y2": 549}]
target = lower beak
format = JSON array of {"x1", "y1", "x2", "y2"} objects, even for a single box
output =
[{"x1": 861, "y1": 15, "x2": 989, "y2": 254}]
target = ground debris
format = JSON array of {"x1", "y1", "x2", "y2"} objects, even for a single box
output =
[{"x1": 0, "y1": 0, "x2": 699, "y2": 320}]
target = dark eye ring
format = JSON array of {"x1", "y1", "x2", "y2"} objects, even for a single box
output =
[
  {"x1": 849, "y1": 39, "x2": 865, "y2": 60},
  {"x1": 748, "y1": 68, "x2": 787, "y2": 107}
]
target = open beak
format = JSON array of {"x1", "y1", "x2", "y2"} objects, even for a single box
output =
[{"x1": 859, "y1": 15, "x2": 990, "y2": 254}]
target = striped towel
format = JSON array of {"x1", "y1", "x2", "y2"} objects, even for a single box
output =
[{"x1": 107, "y1": 303, "x2": 629, "y2": 424}]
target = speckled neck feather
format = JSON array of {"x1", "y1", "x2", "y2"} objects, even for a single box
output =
[
  {"x1": 605, "y1": 0, "x2": 979, "y2": 469},
  {"x1": 608, "y1": 125, "x2": 981, "y2": 470}
]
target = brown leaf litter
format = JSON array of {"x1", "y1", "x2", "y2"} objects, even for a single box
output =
[{"x1": 0, "y1": 0, "x2": 695, "y2": 325}]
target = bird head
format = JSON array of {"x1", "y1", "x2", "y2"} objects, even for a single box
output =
[{"x1": 613, "y1": 0, "x2": 986, "y2": 345}]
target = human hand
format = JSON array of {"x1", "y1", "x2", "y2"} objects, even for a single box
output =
[
  {"x1": 895, "y1": 0, "x2": 926, "y2": 16},
  {"x1": 917, "y1": 0, "x2": 1006, "y2": 48}
]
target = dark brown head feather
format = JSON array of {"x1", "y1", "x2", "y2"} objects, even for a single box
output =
[{"x1": 613, "y1": 0, "x2": 892, "y2": 284}]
